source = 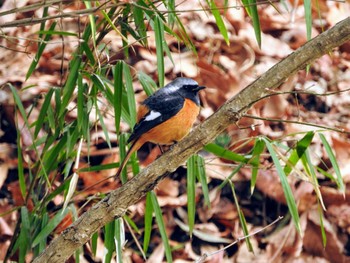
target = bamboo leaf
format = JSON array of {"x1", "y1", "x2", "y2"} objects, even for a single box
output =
[
  {"x1": 249, "y1": 137, "x2": 265, "y2": 194},
  {"x1": 304, "y1": 0, "x2": 312, "y2": 40},
  {"x1": 104, "y1": 221, "x2": 115, "y2": 263},
  {"x1": 114, "y1": 218, "x2": 125, "y2": 263},
  {"x1": 187, "y1": 155, "x2": 196, "y2": 237},
  {"x1": 133, "y1": 2, "x2": 148, "y2": 46},
  {"x1": 242, "y1": 0, "x2": 261, "y2": 47},
  {"x1": 143, "y1": 192, "x2": 153, "y2": 254},
  {"x1": 262, "y1": 138, "x2": 301, "y2": 235},
  {"x1": 319, "y1": 133, "x2": 345, "y2": 194},
  {"x1": 34, "y1": 88, "x2": 54, "y2": 138},
  {"x1": 229, "y1": 182, "x2": 253, "y2": 252},
  {"x1": 151, "y1": 192, "x2": 172, "y2": 262},
  {"x1": 138, "y1": 71, "x2": 158, "y2": 96},
  {"x1": 114, "y1": 61, "x2": 124, "y2": 134},
  {"x1": 154, "y1": 15, "x2": 165, "y2": 87},
  {"x1": 196, "y1": 155, "x2": 210, "y2": 207},
  {"x1": 204, "y1": 143, "x2": 247, "y2": 163},
  {"x1": 59, "y1": 55, "x2": 81, "y2": 118},
  {"x1": 284, "y1": 131, "x2": 314, "y2": 176},
  {"x1": 208, "y1": 0, "x2": 229, "y2": 45},
  {"x1": 32, "y1": 208, "x2": 70, "y2": 247},
  {"x1": 123, "y1": 63, "x2": 137, "y2": 126},
  {"x1": 26, "y1": 21, "x2": 57, "y2": 80}
]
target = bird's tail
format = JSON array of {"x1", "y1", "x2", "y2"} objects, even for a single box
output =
[{"x1": 115, "y1": 139, "x2": 142, "y2": 179}]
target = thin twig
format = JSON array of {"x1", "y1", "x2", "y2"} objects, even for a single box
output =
[
  {"x1": 195, "y1": 216, "x2": 284, "y2": 263},
  {"x1": 0, "y1": 1, "x2": 113, "y2": 28},
  {"x1": 244, "y1": 114, "x2": 350, "y2": 135}
]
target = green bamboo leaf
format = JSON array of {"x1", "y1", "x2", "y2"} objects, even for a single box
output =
[
  {"x1": 204, "y1": 143, "x2": 247, "y2": 163},
  {"x1": 35, "y1": 30, "x2": 77, "y2": 36},
  {"x1": 130, "y1": 150, "x2": 140, "y2": 176},
  {"x1": 143, "y1": 192, "x2": 154, "y2": 253},
  {"x1": 229, "y1": 181, "x2": 253, "y2": 252},
  {"x1": 172, "y1": 15, "x2": 197, "y2": 55},
  {"x1": 80, "y1": 41, "x2": 95, "y2": 65},
  {"x1": 138, "y1": 71, "x2": 158, "y2": 96},
  {"x1": 37, "y1": 213, "x2": 49, "y2": 253},
  {"x1": 104, "y1": 221, "x2": 115, "y2": 263},
  {"x1": 26, "y1": 21, "x2": 57, "y2": 80},
  {"x1": 317, "y1": 202, "x2": 327, "y2": 247},
  {"x1": 32, "y1": 207, "x2": 70, "y2": 247},
  {"x1": 75, "y1": 249, "x2": 81, "y2": 263},
  {"x1": 208, "y1": 0, "x2": 229, "y2": 45},
  {"x1": 319, "y1": 133, "x2": 345, "y2": 194},
  {"x1": 284, "y1": 131, "x2": 314, "y2": 176},
  {"x1": 118, "y1": 134, "x2": 128, "y2": 184},
  {"x1": 66, "y1": 124, "x2": 80, "y2": 158},
  {"x1": 121, "y1": 6, "x2": 130, "y2": 59},
  {"x1": 154, "y1": 15, "x2": 165, "y2": 87},
  {"x1": 262, "y1": 138, "x2": 301, "y2": 235},
  {"x1": 249, "y1": 137, "x2": 265, "y2": 194},
  {"x1": 219, "y1": 162, "x2": 245, "y2": 189},
  {"x1": 115, "y1": 218, "x2": 124, "y2": 263},
  {"x1": 8, "y1": 84, "x2": 30, "y2": 128},
  {"x1": 114, "y1": 61, "x2": 124, "y2": 134},
  {"x1": 302, "y1": 150, "x2": 325, "y2": 211},
  {"x1": 19, "y1": 207, "x2": 30, "y2": 262},
  {"x1": 124, "y1": 215, "x2": 140, "y2": 233},
  {"x1": 187, "y1": 155, "x2": 196, "y2": 237},
  {"x1": 34, "y1": 88, "x2": 54, "y2": 138},
  {"x1": 196, "y1": 155, "x2": 210, "y2": 207},
  {"x1": 133, "y1": 2, "x2": 148, "y2": 46},
  {"x1": 84, "y1": 1, "x2": 96, "y2": 49},
  {"x1": 95, "y1": 102, "x2": 111, "y2": 149},
  {"x1": 59, "y1": 55, "x2": 82, "y2": 118},
  {"x1": 242, "y1": 0, "x2": 261, "y2": 47},
  {"x1": 304, "y1": 0, "x2": 312, "y2": 40},
  {"x1": 316, "y1": 166, "x2": 336, "y2": 182},
  {"x1": 78, "y1": 162, "x2": 119, "y2": 172},
  {"x1": 16, "y1": 125, "x2": 26, "y2": 198},
  {"x1": 91, "y1": 232, "x2": 98, "y2": 257},
  {"x1": 161, "y1": 0, "x2": 175, "y2": 27},
  {"x1": 42, "y1": 133, "x2": 67, "y2": 174},
  {"x1": 77, "y1": 75, "x2": 89, "y2": 139},
  {"x1": 151, "y1": 192, "x2": 172, "y2": 262},
  {"x1": 9, "y1": 84, "x2": 29, "y2": 197},
  {"x1": 123, "y1": 63, "x2": 137, "y2": 126}
]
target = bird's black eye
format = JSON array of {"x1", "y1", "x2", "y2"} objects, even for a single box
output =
[
  {"x1": 184, "y1": 84, "x2": 198, "y2": 90},
  {"x1": 183, "y1": 84, "x2": 205, "y2": 92}
]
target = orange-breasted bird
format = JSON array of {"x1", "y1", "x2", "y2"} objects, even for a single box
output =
[{"x1": 115, "y1": 77, "x2": 205, "y2": 178}]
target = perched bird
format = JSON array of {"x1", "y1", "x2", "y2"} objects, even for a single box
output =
[{"x1": 115, "y1": 77, "x2": 205, "y2": 178}]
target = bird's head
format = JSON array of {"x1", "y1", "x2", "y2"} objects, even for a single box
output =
[{"x1": 165, "y1": 77, "x2": 205, "y2": 105}]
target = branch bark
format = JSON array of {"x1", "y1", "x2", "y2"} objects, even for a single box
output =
[{"x1": 33, "y1": 17, "x2": 350, "y2": 263}]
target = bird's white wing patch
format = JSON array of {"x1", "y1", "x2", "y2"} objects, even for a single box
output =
[{"x1": 144, "y1": 110, "x2": 161, "y2": 121}]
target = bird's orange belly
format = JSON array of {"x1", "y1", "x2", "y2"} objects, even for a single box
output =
[{"x1": 142, "y1": 98, "x2": 200, "y2": 145}]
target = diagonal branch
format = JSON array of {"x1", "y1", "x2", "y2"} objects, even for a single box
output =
[{"x1": 33, "y1": 17, "x2": 350, "y2": 263}]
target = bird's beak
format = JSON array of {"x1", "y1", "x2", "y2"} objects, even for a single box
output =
[{"x1": 195, "y1": 85, "x2": 206, "y2": 91}]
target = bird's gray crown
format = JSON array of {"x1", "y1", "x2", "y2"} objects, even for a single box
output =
[{"x1": 165, "y1": 77, "x2": 199, "y2": 92}]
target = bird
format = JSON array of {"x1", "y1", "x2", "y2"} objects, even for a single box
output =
[{"x1": 115, "y1": 77, "x2": 205, "y2": 178}]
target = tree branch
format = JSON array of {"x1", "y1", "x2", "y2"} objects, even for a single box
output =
[{"x1": 33, "y1": 17, "x2": 350, "y2": 263}]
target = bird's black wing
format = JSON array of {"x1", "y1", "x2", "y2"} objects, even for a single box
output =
[{"x1": 127, "y1": 92, "x2": 185, "y2": 143}]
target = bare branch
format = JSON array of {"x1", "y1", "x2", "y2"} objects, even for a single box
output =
[{"x1": 33, "y1": 17, "x2": 350, "y2": 263}]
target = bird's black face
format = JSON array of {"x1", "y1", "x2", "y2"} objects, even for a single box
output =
[
  {"x1": 179, "y1": 84, "x2": 205, "y2": 105},
  {"x1": 182, "y1": 84, "x2": 206, "y2": 93}
]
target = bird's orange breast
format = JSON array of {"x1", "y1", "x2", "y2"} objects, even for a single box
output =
[{"x1": 139, "y1": 98, "x2": 200, "y2": 145}]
